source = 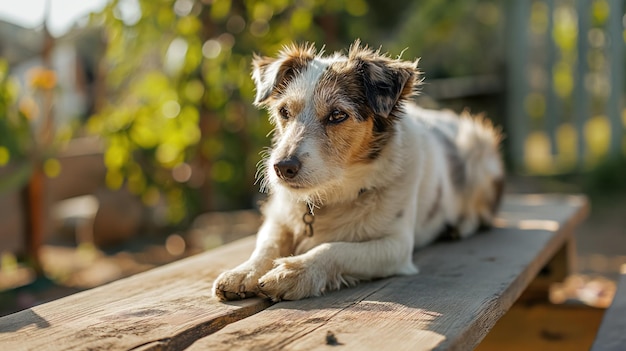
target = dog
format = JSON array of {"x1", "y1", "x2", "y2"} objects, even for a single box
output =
[{"x1": 212, "y1": 40, "x2": 504, "y2": 302}]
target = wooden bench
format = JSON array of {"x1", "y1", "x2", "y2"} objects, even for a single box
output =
[
  {"x1": 0, "y1": 194, "x2": 588, "y2": 350},
  {"x1": 591, "y1": 264, "x2": 626, "y2": 351}
]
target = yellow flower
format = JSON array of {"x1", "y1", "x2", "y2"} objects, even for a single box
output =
[{"x1": 27, "y1": 67, "x2": 57, "y2": 90}]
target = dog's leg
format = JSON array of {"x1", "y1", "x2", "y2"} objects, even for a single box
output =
[
  {"x1": 213, "y1": 219, "x2": 291, "y2": 301},
  {"x1": 257, "y1": 233, "x2": 417, "y2": 301}
]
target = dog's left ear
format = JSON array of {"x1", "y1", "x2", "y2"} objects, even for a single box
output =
[{"x1": 350, "y1": 43, "x2": 420, "y2": 118}]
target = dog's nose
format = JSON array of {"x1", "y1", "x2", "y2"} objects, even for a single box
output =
[{"x1": 274, "y1": 157, "x2": 301, "y2": 180}]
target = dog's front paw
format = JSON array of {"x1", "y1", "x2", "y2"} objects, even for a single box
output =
[
  {"x1": 213, "y1": 264, "x2": 266, "y2": 301},
  {"x1": 258, "y1": 257, "x2": 326, "y2": 302}
]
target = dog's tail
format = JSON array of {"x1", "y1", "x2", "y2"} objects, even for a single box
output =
[{"x1": 454, "y1": 112, "x2": 504, "y2": 236}]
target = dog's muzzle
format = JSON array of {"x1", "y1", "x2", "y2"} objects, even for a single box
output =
[{"x1": 273, "y1": 156, "x2": 301, "y2": 180}]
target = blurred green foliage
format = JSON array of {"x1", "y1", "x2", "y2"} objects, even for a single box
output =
[
  {"x1": 390, "y1": 1, "x2": 503, "y2": 78},
  {"x1": 83, "y1": 0, "x2": 507, "y2": 225},
  {"x1": 84, "y1": 0, "x2": 506, "y2": 224},
  {"x1": 0, "y1": 60, "x2": 30, "y2": 167},
  {"x1": 87, "y1": 0, "x2": 377, "y2": 224}
]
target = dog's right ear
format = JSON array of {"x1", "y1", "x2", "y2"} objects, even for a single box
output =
[
  {"x1": 251, "y1": 44, "x2": 316, "y2": 106},
  {"x1": 251, "y1": 54, "x2": 280, "y2": 106}
]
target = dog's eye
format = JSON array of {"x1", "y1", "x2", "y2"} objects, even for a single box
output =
[
  {"x1": 279, "y1": 107, "x2": 290, "y2": 120},
  {"x1": 327, "y1": 109, "x2": 348, "y2": 124}
]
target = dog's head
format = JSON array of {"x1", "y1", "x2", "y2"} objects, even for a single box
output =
[{"x1": 253, "y1": 40, "x2": 421, "y2": 204}]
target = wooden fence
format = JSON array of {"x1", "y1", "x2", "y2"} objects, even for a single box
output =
[{"x1": 506, "y1": 0, "x2": 625, "y2": 173}]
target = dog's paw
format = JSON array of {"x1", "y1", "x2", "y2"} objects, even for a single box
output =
[
  {"x1": 213, "y1": 264, "x2": 265, "y2": 301},
  {"x1": 258, "y1": 257, "x2": 326, "y2": 302}
]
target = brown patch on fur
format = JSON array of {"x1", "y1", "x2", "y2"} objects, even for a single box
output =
[
  {"x1": 308, "y1": 41, "x2": 422, "y2": 162},
  {"x1": 491, "y1": 177, "x2": 505, "y2": 214},
  {"x1": 323, "y1": 110, "x2": 378, "y2": 166},
  {"x1": 348, "y1": 118, "x2": 379, "y2": 164},
  {"x1": 426, "y1": 183, "x2": 443, "y2": 222},
  {"x1": 479, "y1": 177, "x2": 505, "y2": 228},
  {"x1": 310, "y1": 59, "x2": 381, "y2": 165}
]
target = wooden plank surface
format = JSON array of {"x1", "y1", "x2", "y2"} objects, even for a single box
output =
[
  {"x1": 0, "y1": 194, "x2": 588, "y2": 351},
  {"x1": 591, "y1": 265, "x2": 626, "y2": 351},
  {"x1": 0, "y1": 237, "x2": 269, "y2": 351},
  {"x1": 187, "y1": 194, "x2": 588, "y2": 351}
]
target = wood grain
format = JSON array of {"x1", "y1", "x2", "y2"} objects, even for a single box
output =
[
  {"x1": 187, "y1": 194, "x2": 588, "y2": 351},
  {"x1": 0, "y1": 194, "x2": 588, "y2": 351},
  {"x1": 591, "y1": 266, "x2": 626, "y2": 351},
  {"x1": 0, "y1": 236, "x2": 269, "y2": 351}
]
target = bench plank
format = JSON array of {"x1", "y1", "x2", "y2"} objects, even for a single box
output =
[
  {"x1": 591, "y1": 265, "x2": 626, "y2": 351},
  {"x1": 0, "y1": 237, "x2": 269, "y2": 351},
  {"x1": 187, "y1": 194, "x2": 588, "y2": 351},
  {"x1": 0, "y1": 194, "x2": 588, "y2": 351}
]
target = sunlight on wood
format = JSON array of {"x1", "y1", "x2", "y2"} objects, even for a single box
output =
[
  {"x1": 492, "y1": 218, "x2": 560, "y2": 231},
  {"x1": 518, "y1": 219, "x2": 560, "y2": 231},
  {"x1": 550, "y1": 274, "x2": 616, "y2": 308},
  {"x1": 565, "y1": 194, "x2": 587, "y2": 207},
  {"x1": 492, "y1": 217, "x2": 510, "y2": 228},
  {"x1": 520, "y1": 194, "x2": 551, "y2": 205}
]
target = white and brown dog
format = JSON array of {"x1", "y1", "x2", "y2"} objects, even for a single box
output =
[{"x1": 213, "y1": 41, "x2": 504, "y2": 302}]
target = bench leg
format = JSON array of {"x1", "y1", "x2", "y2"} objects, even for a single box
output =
[{"x1": 521, "y1": 237, "x2": 577, "y2": 303}]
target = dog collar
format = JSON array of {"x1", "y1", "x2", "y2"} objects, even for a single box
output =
[{"x1": 301, "y1": 188, "x2": 368, "y2": 237}]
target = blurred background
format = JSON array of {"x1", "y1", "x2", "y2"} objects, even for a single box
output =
[{"x1": 0, "y1": 0, "x2": 624, "y2": 322}]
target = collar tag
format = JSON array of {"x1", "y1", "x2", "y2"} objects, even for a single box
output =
[{"x1": 302, "y1": 207, "x2": 315, "y2": 237}]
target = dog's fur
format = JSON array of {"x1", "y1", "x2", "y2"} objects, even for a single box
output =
[{"x1": 213, "y1": 41, "x2": 504, "y2": 302}]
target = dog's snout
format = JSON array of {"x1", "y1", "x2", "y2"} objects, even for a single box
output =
[{"x1": 274, "y1": 157, "x2": 301, "y2": 180}]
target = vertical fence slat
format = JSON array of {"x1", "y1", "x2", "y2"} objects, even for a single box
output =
[
  {"x1": 608, "y1": 0, "x2": 624, "y2": 157},
  {"x1": 546, "y1": 0, "x2": 559, "y2": 156},
  {"x1": 574, "y1": 0, "x2": 591, "y2": 166},
  {"x1": 506, "y1": 1, "x2": 531, "y2": 170}
]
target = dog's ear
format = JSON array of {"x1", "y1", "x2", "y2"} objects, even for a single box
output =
[
  {"x1": 251, "y1": 54, "x2": 281, "y2": 106},
  {"x1": 349, "y1": 41, "x2": 420, "y2": 118},
  {"x1": 251, "y1": 44, "x2": 317, "y2": 106}
]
